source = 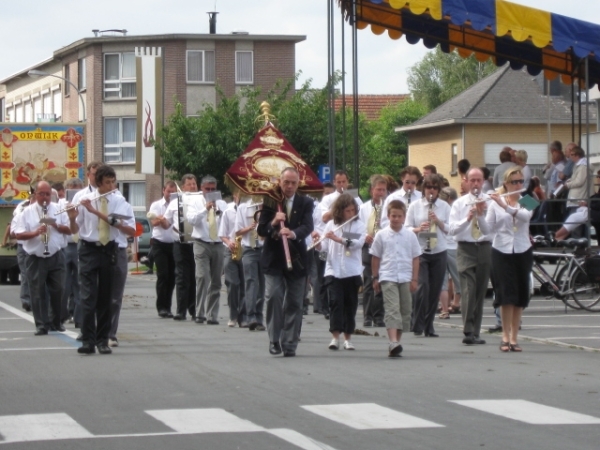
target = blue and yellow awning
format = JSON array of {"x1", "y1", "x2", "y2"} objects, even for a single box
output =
[{"x1": 340, "y1": 0, "x2": 600, "y2": 86}]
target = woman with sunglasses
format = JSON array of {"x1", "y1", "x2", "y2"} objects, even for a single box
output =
[
  {"x1": 484, "y1": 166, "x2": 533, "y2": 352},
  {"x1": 406, "y1": 174, "x2": 450, "y2": 337}
]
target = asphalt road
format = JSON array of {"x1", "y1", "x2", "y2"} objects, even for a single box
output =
[{"x1": 0, "y1": 273, "x2": 599, "y2": 450}]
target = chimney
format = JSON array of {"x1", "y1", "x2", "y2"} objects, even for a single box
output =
[{"x1": 207, "y1": 12, "x2": 218, "y2": 34}]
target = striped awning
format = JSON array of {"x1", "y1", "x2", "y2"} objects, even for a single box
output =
[{"x1": 340, "y1": 0, "x2": 600, "y2": 86}]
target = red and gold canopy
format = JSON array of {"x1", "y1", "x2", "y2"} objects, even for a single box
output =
[{"x1": 225, "y1": 122, "x2": 323, "y2": 202}]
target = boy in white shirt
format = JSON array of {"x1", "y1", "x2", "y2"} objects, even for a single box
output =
[{"x1": 370, "y1": 200, "x2": 421, "y2": 357}]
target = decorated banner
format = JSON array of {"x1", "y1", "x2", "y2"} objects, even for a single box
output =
[
  {"x1": 0, "y1": 124, "x2": 85, "y2": 205},
  {"x1": 135, "y1": 47, "x2": 163, "y2": 175}
]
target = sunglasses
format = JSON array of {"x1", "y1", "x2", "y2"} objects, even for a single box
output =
[
  {"x1": 423, "y1": 185, "x2": 440, "y2": 190},
  {"x1": 509, "y1": 179, "x2": 525, "y2": 185}
]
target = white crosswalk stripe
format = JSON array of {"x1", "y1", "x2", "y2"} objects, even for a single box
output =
[
  {"x1": 0, "y1": 413, "x2": 93, "y2": 443},
  {"x1": 301, "y1": 403, "x2": 443, "y2": 429},
  {"x1": 449, "y1": 400, "x2": 600, "y2": 425},
  {"x1": 145, "y1": 408, "x2": 265, "y2": 434}
]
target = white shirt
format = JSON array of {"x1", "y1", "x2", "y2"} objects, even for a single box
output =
[
  {"x1": 149, "y1": 197, "x2": 175, "y2": 243},
  {"x1": 359, "y1": 199, "x2": 385, "y2": 237},
  {"x1": 380, "y1": 188, "x2": 422, "y2": 228},
  {"x1": 448, "y1": 192, "x2": 493, "y2": 243},
  {"x1": 164, "y1": 196, "x2": 182, "y2": 242},
  {"x1": 484, "y1": 198, "x2": 533, "y2": 254},
  {"x1": 57, "y1": 198, "x2": 70, "y2": 247},
  {"x1": 219, "y1": 203, "x2": 238, "y2": 243},
  {"x1": 318, "y1": 190, "x2": 363, "y2": 223},
  {"x1": 12, "y1": 199, "x2": 31, "y2": 245},
  {"x1": 313, "y1": 200, "x2": 326, "y2": 234},
  {"x1": 321, "y1": 218, "x2": 366, "y2": 278},
  {"x1": 75, "y1": 191, "x2": 130, "y2": 243},
  {"x1": 369, "y1": 226, "x2": 421, "y2": 283},
  {"x1": 15, "y1": 201, "x2": 69, "y2": 257},
  {"x1": 405, "y1": 197, "x2": 451, "y2": 253},
  {"x1": 186, "y1": 195, "x2": 228, "y2": 242},
  {"x1": 234, "y1": 200, "x2": 263, "y2": 248},
  {"x1": 115, "y1": 202, "x2": 135, "y2": 248},
  {"x1": 71, "y1": 184, "x2": 97, "y2": 207}
]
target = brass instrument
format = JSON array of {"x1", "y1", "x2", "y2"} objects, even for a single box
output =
[
  {"x1": 424, "y1": 194, "x2": 434, "y2": 253},
  {"x1": 231, "y1": 235, "x2": 244, "y2": 261},
  {"x1": 373, "y1": 202, "x2": 382, "y2": 235},
  {"x1": 54, "y1": 189, "x2": 118, "y2": 215},
  {"x1": 41, "y1": 201, "x2": 50, "y2": 256}
]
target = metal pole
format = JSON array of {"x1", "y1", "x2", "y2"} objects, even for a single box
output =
[
  {"x1": 351, "y1": 0, "x2": 359, "y2": 188},
  {"x1": 585, "y1": 57, "x2": 591, "y2": 243},
  {"x1": 341, "y1": 7, "x2": 347, "y2": 172}
]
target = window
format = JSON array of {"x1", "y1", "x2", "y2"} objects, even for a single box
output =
[
  {"x1": 104, "y1": 53, "x2": 136, "y2": 99},
  {"x1": 43, "y1": 93, "x2": 51, "y2": 114},
  {"x1": 24, "y1": 101, "x2": 33, "y2": 122},
  {"x1": 33, "y1": 97, "x2": 42, "y2": 121},
  {"x1": 15, "y1": 104, "x2": 23, "y2": 122},
  {"x1": 0, "y1": 98, "x2": 5, "y2": 122},
  {"x1": 451, "y1": 144, "x2": 458, "y2": 175},
  {"x1": 53, "y1": 90, "x2": 62, "y2": 121},
  {"x1": 187, "y1": 50, "x2": 215, "y2": 83},
  {"x1": 6, "y1": 106, "x2": 13, "y2": 122},
  {"x1": 235, "y1": 51, "x2": 253, "y2": 84},
  {"x1": 78, "y1": 58, "x2": 87, "y2": 90},
  {"x1": 64, "y1": 65, "x2": 71, "y2": 96},
  {"x1": 104, "y1": 117, "x2": 136, "y2": 163},
  {"x1": 118, "y1": 182, "x2": 146, "y2": 209}
]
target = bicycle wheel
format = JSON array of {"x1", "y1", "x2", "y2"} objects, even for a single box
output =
[
  {"x1": 570, "y1": 266, "x2": 600, "y2": 312},
  {"x1": 555, "y1": 265, "x2": 583, "y2": 310}
]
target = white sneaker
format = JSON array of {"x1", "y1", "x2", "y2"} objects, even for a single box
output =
[
  {"x1": 328, "y1": 338, "x2": 339, "y2": 350},
  {"x1": 388, "y1": 342, "x2": 402, "y2": 357},
  {"x1": 108, "y1": 338, "x2": 119, "y2": 348},
  {"x1": 227, "y1": 320, "x2": 236, "y2": 327},
  {"x1": 343, "y1": 340, "x2": 355, "y2": 350}
]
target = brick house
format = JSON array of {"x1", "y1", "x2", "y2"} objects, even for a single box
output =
[
  {"x1": 334, "y1": 94, "x2": 408, "y2": 121},
  {"x1": 0, "y1": 32, "x2": 305, "y2": 213}
]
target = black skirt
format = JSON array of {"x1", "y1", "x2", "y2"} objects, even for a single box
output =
[{"x1": 491, "y1": 247, "x2": 533, "y2": 309}]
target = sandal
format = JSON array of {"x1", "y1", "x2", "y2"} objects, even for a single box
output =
[
  {"x1": 448, "y1": 305, "x2": 461, "y2": 314},
  {"x1": 499, "y1": 341, "x2": 510, "y2": 352},
  {"x1": 438, "y1": 312, "x2": 450, "y2": 319},
  {"x1": 509, "y1": 343, "x2": 522, "y2": 352}
]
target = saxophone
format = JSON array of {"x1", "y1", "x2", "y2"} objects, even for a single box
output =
[
  {"x1": 373, "y1": 202, "x2": 382, "y2": 235},
  {"x1": 41, "y1": 200, "x2": 50, "y2": 256},
  {"x1": 231, "y1": 235, "x2": 243, "y2": 261}
]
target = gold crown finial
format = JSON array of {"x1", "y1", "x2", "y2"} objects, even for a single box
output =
[{"x1": 256, "y1": 101, "x2": 276, "y2": 128}]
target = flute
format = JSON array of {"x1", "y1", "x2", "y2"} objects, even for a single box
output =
[
  {"x1": 308, "y1": 214, "x2": 359, "y2": 251},
  {"x1": 465, "y1": 188, "x2": 527, "y2": 206},
  {"x1": 54, "y1": 189, "x2": 118, "y2": 215}
]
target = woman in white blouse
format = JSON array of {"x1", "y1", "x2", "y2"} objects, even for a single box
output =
[
  {"x1": 318, "y1": 194, "x2": 366, "y2": 350},
  {"x1": 485, "y1": 166, "x2": 533, "y2": 352}
]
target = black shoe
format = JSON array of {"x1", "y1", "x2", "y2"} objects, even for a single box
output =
[
  {"x1": 22, "y1": 303, "x2": 31, "y2": 312},
  {"x1": 473, "y1": 336, "x2": 486, "y2": 345},
  {"x1": 269, "y1": 342, "x2": 282, "y2": 355},
  {"x1": 143, "y1": 269, "x2": 153, "y2": 275},
  {"x1": 34, "y1": 328, "x2": 48, "y2": 336},
  {"x1": 375, "y1": 321, "x2": 386, "y2": 327},
  {"x1": 173, "y1": 314, "x2": 186, "y2": 321},
  {"x1": 194, "y1": 317, "x2": 205, "y2": 324},
  {"x1": 248, "y1": 321, "x2": 258, "y2": 331},
  {"x1": 165, "y1": 312, "x2": 173, "y2": 318},
  {"x1": 413, "y1": 331, "x2": 423, "y2": 336},
  {"x1": 425, "y1": 332, "x2": 439, "y2": 337},
  {"x1": 313, "y1": 309, "x2": 320, "y2": 314},
  {"x1": 488, "y1": 324, "x2": 503, "y2": 333},
  {"x1": 77, "y1": 344, "x2": 95, "y2": 354},
  {"x1": 97, "y1": 344, "x2": 112, "y2": 354},
  {"x1": 76, "y1": 333, "x2": 83, "y2": 341},
  {"x1": 324, "y1": 314, "x2": 330, "y2": 320},
  {"x1": 462, "y1": 334, "x2": 475, "y2": 345},
  {"x1": 53, "y1": 324, "x2": 66, "y2": 332},
  {"x1": 255, "y1": 324, "x2": 266, "y2": 331},
  {"x1": 158, "y1": 310, "x2": 169, "y2": 318},
  {"x1": 363, "y1": 320, "x2": 373, "y2": 327},
  {"x1": 206, "y1": 319, "x2": 219, "y2": 325},
  {"x1": 283, "y1": 350, "x2": 296, "y2": 357}
]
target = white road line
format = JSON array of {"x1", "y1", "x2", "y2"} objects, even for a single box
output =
[
  {"x1": 0, "y1": 413, "x2": 93, "y2": 443},
  {"x1": 541, "y1": 337, "x2": 600, "y2": 340},
  {"x1": 0, "y1": 331, "x2": 36, "y2": 333},
  {"x1": 0, "y1": 300, "x2": 78, "y2": 340},
  {"x1": 520, "y1": 325, "x2": 600, "y2": 328},
  {"x1": 0, "y1": 347, "x2": 73, "y2": 352},
  {"x1": 145, "y1": 408, "x2": 265, "y2": 434},
  {"x1": 267, "y1": 428, "x2": 338, "y2": 450},
  {"x1": 450, "y1": 400, "x2": 600, "y2": 425},
  {"x1": 301, "y1": 403, "x2": 443, "y2": 430}
]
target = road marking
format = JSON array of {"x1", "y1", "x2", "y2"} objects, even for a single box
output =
[
  {"x1": 0, "y1": 413, "x2": 93, "y2": 443},
  {"x1": 0, "y1": 347, "x2": 73, "y2": 352},
  {"x1": 0, "y1": 300, "x2": 79, "y2": 340},
  {"x1": 301, "y1": 403, "x2": 443, "y2": 430},
  {"x1": 267, "y1": 428, "x2": 337, "y2": 450},
  {"x1": 450, "y1": 400, "x2": 600, "y2": 425},
  {"x1": 146, "y1": 408, "x2": 265, "y2": 433}
]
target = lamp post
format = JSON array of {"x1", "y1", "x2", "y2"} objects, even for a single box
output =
[{"x1": 27, "y1": 69, "x2": 86, "y2": 122}]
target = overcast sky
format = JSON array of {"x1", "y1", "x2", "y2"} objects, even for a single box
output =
[{"x1": 2, "y1": 0, "x2": 600, "y2": 94}]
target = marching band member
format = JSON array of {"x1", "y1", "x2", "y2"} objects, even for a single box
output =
[
  {"x1": 358, "y1": 175, "x2": 387, "y2": 327},
  {"x1": 219, "y1": 192, "x2": 245, "y2": 327},
  {"x1": 380, "y1": 166, "x2": 422, "y2": 228},
  {"x1": 15, "y1": 181, "x2": 71, "y2": 335},
  {"x1": 312, "y1": 182, "x2": 334, "y2": 318},
  {"x1": 162, "y1": 174, "x2": 197, "y2": 320},
  {"x1": 319, "y1": 170, "x2": 363, "y2": 224},
  {"x1": 235, "y1": 197, "x2": 265, "y2": 331},
  {"x1": 318, "y1": 193, "x2": 365, "y2": 351},
  {"x1": 187, "y1": 175, "x2": 228, "y2": 325},
  {"x1": 406, "y1": 174, "x2": 450, "y2": 337},
  {"x1": 11, "y1": 189, "x2": 34, "y2": 312}
]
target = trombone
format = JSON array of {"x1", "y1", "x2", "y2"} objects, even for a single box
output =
[{"x1": 54, "y1": 189, "x2": 118, "y2": 215}]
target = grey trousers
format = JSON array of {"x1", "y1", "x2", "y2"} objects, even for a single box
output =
[
  {"x1": 25, "y1": 251, "x2": 65, "y2": 330},
  {"x1": 412, "y1": 251, "x2": 447, "y2": 335},
  {"x1": 193, "y1": 241, "x2": 224, "y2": 321},
  {"x1": 223, "y1": 249, "x2": 245, "y2": 323},
  {"x1": 16, "y1": 244, "x2": 30, "y2": 307},
  {"x1": 109, "y1": 247, "x2": 128, "y2": 340},
  {"x1": 265, "y1": 273, "x2": 305, "y2": 353},
  {"x1": 242, "y1": 246, "x2": 265, "y2": 325},
  {"x1": 457, "y1": 242, "x2": 491, "y2": 337}
]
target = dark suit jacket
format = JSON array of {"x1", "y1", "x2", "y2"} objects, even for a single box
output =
[{"x1": 257, "y1": 194, "x2": 314, "y2": 277}]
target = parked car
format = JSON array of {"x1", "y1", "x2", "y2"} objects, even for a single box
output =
[{"x1": 135, "y1": 218, "x2": 152, "y2": 258}]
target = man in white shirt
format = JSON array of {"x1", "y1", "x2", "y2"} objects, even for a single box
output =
[
  {"x1": 448, "y1": 168, "x2": 492, "y2": 345},
  {"x1": 148, "y1": 181, "x2": 178, "y2": 319},
  {"x1": 358, "y1": 175, "x2": 387, "y2": 327},
  {"x1": 380, "y1": 166, "x2": 422, "y2": 228},
  {"x1": 68, "y1": 165, "x2": 135, "y2": 355},
  {"x1": 319, "y1": 171, "x2": 363, "y2": 225},
  {"x1": 187, "y1": 175, "x2": 228, "y2": 325},
  {"x1": 15, "y1": 181, "x2": 72, "y2": 336}
]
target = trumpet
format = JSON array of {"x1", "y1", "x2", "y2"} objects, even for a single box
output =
[
  {"x1": 41, "y1": 201, "x2": 50, "y2": 256},
  {"x1": 465, "y1": 188, "x2": 527, "y2": 206},
  {"x1": 308, "y1": 214, "x2": 359, "y2": 251},
  {"x1": 54, "y1": 189, "x2": 118, "y2": 215}
]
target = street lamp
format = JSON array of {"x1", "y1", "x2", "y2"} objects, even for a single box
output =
[{"x1": 27, "y1": 69, "x2": 86, "y2": 122}]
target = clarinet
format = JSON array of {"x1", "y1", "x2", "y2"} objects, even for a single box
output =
[
  {"x1": 177, "y1": 192, "x2": 185, "y2": 243},
  {"x1": 41, "y1": 201, "x2": 50, "y2": 256},
  {"x1": 406, "y1": 188, "x2": 412, "y2": 206},
  {"x1": 424, "y1": 194, "x2": 434, "y2": 253}
]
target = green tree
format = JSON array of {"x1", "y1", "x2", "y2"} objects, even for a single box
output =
[{"x1": 407, "y1": 46, "x2": 497, "y2": 111}]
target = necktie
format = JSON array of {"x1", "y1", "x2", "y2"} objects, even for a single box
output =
[
  {"x1": 208, "y1": 208, "x2": 218, "y2": 241},
  {"x1": 249, "y1": 224, "x2": 257, "y2": 249},
  {"x1": 471, "y1": 215, "x2": 482, "y2": 240},
  {"x1": 286, "y1": 199, "x2": 292, "y2": 218},
  {"x1": 367, "y1": 206, "x2": 377, "y2": 235},
  {"x1": 72, "y1": 232, "x2": 79, "y2": 244},
  {"x1": 429, "y1": 205, "x2": 437, "y2": 249},
  {"x1": 98, "y1": 197, "x2": 110, "y2": 245}
]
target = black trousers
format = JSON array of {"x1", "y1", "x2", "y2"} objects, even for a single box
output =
[
  {"x1": 78, "y1": 242, "x2": 114, "y2": 346},
  {"x1": 173, "y1": 242, "x2": 196, "y2": 317},
  {"x1": 26, "y1": 251, "x2": 65, "y2": 330},
  {"x1": 412, "y1": 251, "x2": 447, "y2": 335},
  {"x1": 362, "y1": 245, "x2": 384, "y2": 323},
  {"x1": 327, "y1": 275, "x2": 361, "y2": 335},
  {"x1": 153, "y1": 240, "x2": 176, "y2": 313}
]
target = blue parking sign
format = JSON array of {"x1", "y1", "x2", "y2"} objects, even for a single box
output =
[{"x1": 318, "y1": 165, "x2": 331, "y2": 183}]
